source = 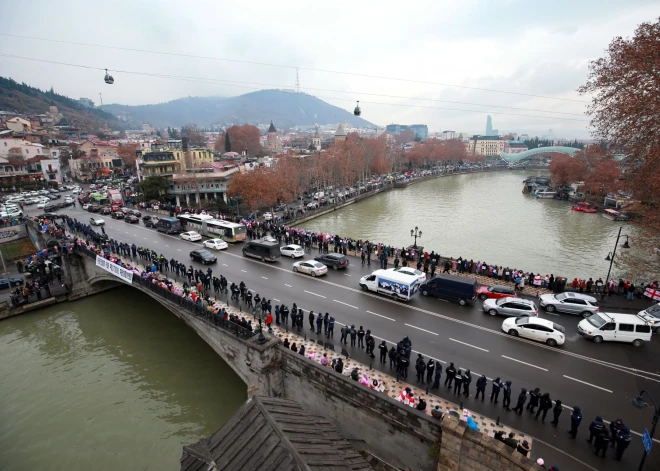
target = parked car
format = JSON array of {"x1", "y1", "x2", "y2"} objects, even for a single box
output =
[
  {"x1": 100, "y1": 206, "x2": 112, "y2": 215},
  {"x1": 539, "y1": 292, "x2": 599, "y2": 317},
  {"x1": 129, "y1": 209, "x2": 141, "y2": 217},
  {"x1": 477, "y1": 285, "x2": 516, "y2": 300},
  {"x1": 0, "y1": 277, "x2": 24, "y2": 289},
  {"x1": 1, "y1": 209, "x2": 23, "y2": 218},
  {"x1": 89, "y1": 217, "x2": 105, "y2": 226},
  {"x1": 190, "y1": 249, "x2": 217, "y2": 264},
  {"x1": 637, "y1": 303, "x2": 660, "y2": 333},
  {"x1": 180, "y1": 231, "x2": 202, "y2": 242},
  {"x1": 306, "y1": 202, "x2": 319, "y2": 210},
  {"x1": 280, "y1": 244, "x2": 305, "y2": 258},
  {"x1": 111, "y1": 211, "x2": 124, "y2": 219},
  {"x1": 124, "y1": 214, "x2": 139, "y2": 224},
  {"x1": 142, "y1": 216, "x2": 159, "y2": 227},
  {"x1": 314, "y1": 253, "x2": 349, "y2": 270},
  {"x1": 578, "y1": 312, "x2": 652, "y2": 346},
  {"x1": 501, "y1": 317, "x2": 565, "y2": 346},
  {"x1": 203, "y1": 239, "x2": 228, "y2": 250},
  {"x1": 263, "y1": 212, "x2": 273, "y2": 221},
  {"x1": 275, "y1": 203, "x2": 287, "y2": 212},
  {"x1": 64, "y1": 197, "x2": 74, "y2": 204},
  {"x1": 419, "y1": 275, "x2": 477, "y2": 306},
  {"x1": 482, "y1": 297, "x2": 538, "y2": 317},
  {"x1": 292, "y1": 260, "x2": 328, "y2": 277}
]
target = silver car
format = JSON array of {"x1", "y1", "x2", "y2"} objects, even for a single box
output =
[
  {"x1": 482, "y1": 297, "x2": 538, "y2": 317},
  {"x1": 539, "y1": 292, "x2": 599, "y2": 317}
]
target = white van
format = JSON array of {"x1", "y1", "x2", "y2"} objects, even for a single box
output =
[
  {"x1": 638, "y1": 303, "x2": 660, "y2": 334},
  {"x1": 313, "y1": 191, "x2": 325, "y2": 200},
  {"x1": 578, "y1": 312, "x2": 652, "y2": 347}
]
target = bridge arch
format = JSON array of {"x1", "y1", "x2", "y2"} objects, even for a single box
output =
[{"x1": 500, "y1": 146, "x2": 579, "y2": 163}]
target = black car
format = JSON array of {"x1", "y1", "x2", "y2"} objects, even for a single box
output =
[
  {"x1": 190, "y1": 249, "x2": 217, "y2": 265},
  {"x1": 142, "y1": 215, "x2": 159, "y2": 227},
  {"x1": 314, "y1": 253, "x2": 350, "y2": 270},
  {"x1": 129, "y1": 209, "x2": 142, "y2": 217},
  {"x1": 100, "y1": 206, "x2": 112, "y2": 215},
  {"x1": 125, "y1": 214, "x2": 139, "y2": 224},
  {"x1": 88, "y1": 204, "x2": 100, "y2": 212},
  {"x1": 111, "y1": 211, "x2": 124, "y2": 219}
]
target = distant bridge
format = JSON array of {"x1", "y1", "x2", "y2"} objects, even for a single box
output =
[{"x1": 500, "y1": 146, "x2": 579, "y2": 163}]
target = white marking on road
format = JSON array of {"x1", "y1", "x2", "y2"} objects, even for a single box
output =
[
  {"x1": 501, "y1": 355, "x2": 548, "y2": 371},
  {"x1": 336, "y1": 321, "x2": 346, "y2": 326},
  {"x1": 262, "y1": 276, "x2": 268, "y2": 280},
  {"x1": 304, "y1": 290, "x2": 326, "y2": 298},
  {"x1": 177, "y1": 249, "x2": 182, "y2": 251},
  {"x1": 366, "y1": 310, "x2": 395, "y2": 321},
  {"x1": 343, "y1": 273, "x2": 351, "y2": 276},
  {"x1": 241, "y1": 269, "x2": 247, "y2": 273},
  {"x1": 273, "y1": 298, "x2": 280, "y2": 302},
  {"x1": 222, "y1": 263, "x2": 228, "y2": 266},
  {"x1": 404, "y1": 323, "x2": 438, "y2": 336},
  {"x1": 449, "y1": 338, "x2": 489, "y2": 352},
  {"x1": 285, "y1": 284, "x2": 292, "y2": 287},
  {"x1": 562, "y1": 375, "x2": 613, "y2": 393},
  {"x1": 544, "y1": 312, "x2": 559, "y2": 316},
  {"x1": 165, "y1": 245, "x2": 169, "y2": 247},
  {"x1": 333, "y1": 300, "x2": 358, "y2": 309}
]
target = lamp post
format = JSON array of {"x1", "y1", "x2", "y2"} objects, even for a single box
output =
[
  {"x1": 410, "y1": 226, "x2": 422, "y2": 248},
  {"x1": 632, "y1": 390, "x2": 659, "y2": 470},
  {"x1": 604, "y1": 226, "x2": 630, "y2": 291}
]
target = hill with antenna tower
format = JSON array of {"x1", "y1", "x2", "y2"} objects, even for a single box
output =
[
  {"x1": 101, "y1": 89, "x2": 375, "y2": 129},
  {"x1": 0, "y1": 76, "x2": 123, "y2": 130}
]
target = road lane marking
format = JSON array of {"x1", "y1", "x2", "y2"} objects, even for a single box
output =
[
  {"x1": 285, "y1": 284, "x2": 292, "y2": 287},
  {"x1": 304, "y1": 290, "x2": 326, "y2": 298},
  {"x1": 241, "y1": 269, "x2": 247, "y2": 273},
  {"x1": 449, "y1": 338, "x2": 489, "y2": 352},
  {"x1": 333, "y1": 300, "x2": 358, "y2": 309},
  {"x1": 501, "y1": 355, "x2": 548, "y2": 371},
  {"x1": 165, "y1": 245, "x2": 169, "y2": 247},
  {"x1": 366, "y1": 311, "x2": 395, "y2": 321},
  {"x1": 273, "y1": 298, "x2": 280, "y2": 302},
  {"x1": 563, "y1": 375, "x2": 612, "y2": 393},
  {"x1": 343, "y1": 273, "x2": 351, "y2": 276},
  {"x1": 336, "y1": 321, "x2": 346, "y2": 326},
  {"x1": 222, "y1": 263, "x2": 228, "y2": 266},
  {"x1": 404, "y1": 323, "x2": 438, "y2": 336},
  {"x1": 262, "y1": 276, "x2": 268, "y2": 280},
  {"x1": 177, "y1": 249, "x2": 182, "y2": 251}
]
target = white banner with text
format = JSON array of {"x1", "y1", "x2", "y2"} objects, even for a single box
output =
[{"x1": 95, "y1": 255, "x2": 134, "y2": 284}]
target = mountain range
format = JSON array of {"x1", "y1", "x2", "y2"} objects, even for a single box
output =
[{"x1": 101, "y1": 89, "x2": 375, "y2": 129}]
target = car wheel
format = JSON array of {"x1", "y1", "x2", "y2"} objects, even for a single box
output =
[
  {"x1": 655, "y1": 326, "x2": 660, "y2": 335},
  {"x1": 333, "y1": 264, "x2": 339, "y2": 270},
  {"x1": 422, "y1": 289, "x2": 429, "y2": 296},
  {"x1": 360, "y1": 284, "x2": 367, "y2": 291},
  {"x1": 580, "y1": 311, "x2": 592, "y2": 318},
  {"x1": 479, "y1": 294, "x2": 488, "y2": 301},
  {"x1": 261, "y1": 256, "x2": 265, "y2": 262},
  {"x1": 488, "y1": 309, "x2": 498, "y2": 316},
  {"x1": 311, "y1": 272, "x2": 317, "y2": 277},
  {"x1": 546, "y1": 338, "x2": 558, "y2": 347},
  {"x1": 632, "y1": 339, "x2": 644, "y2": 347},
  {"x1": 546, "y1": 304, "x2": 556, "y2": 313},
  {"x1": 293, "y1": 267, "x2": 298, "y2": 273},
  {"x1": 291, "y1": 254, "x2": 295, "y2": 258},
  {"x1": 392, "y1": 293, "x2": 399, "y2": 300},
  {"x1": 508, "y1": 329, "x2": 519, "y2": 337},
  {"x1": 593, "y1": 335, "x2": 603, "y2": 344},
  {"x1": 458, "y1": 298, "x2": 467, "y2": 306}
]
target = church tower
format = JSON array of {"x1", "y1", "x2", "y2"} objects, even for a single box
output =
[{"x1": 268, "y1": 121, "x2": 277, "y2": 146}]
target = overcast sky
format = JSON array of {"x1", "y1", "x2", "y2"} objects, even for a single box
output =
[{"x1": 2, "y1": 0, "x2": 658, "y2": 138}]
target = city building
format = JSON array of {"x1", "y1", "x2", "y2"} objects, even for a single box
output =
[
  {"x1": 40, "y1": 158, "x2": 64, "y2": 183},
  {"x1": 169, "y1": 163, "x2": 239, "y2": 206},
  {"x1": 504, "y1": 140, "x2": 529, "y2": 154},
  {"x1": 385, "y1": 123, "x2": 428, "y2": 140},
  {"x1": 485, "y1": 115, "x2": 494, "y2": 136},
  {"x1": 69, "y1": 152, "x2": 124, "y2": 180},
  {"x1": 468, "y1": 135, "x2": 505, "y2": 156},
  {"x1": 442, "y1": 130, "x2": 456, "y2": 140},
  {"x1": 5, "y1": 117, "x2": 32, "y2": 133},
  {"x1": 334, "y1": 123, "x2": 347, "y2": 143},
  {"x1": 136, "y1": 139, "x2": 214, "y2": 181}
]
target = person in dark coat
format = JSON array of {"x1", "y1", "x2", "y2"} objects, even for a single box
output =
[
  {"x1": 309, "y1": 310, "x2": 315, "y2": 330},
  {"x1": 568, "y1": 406, "x2": 583, "y2": 439},
  {"x1": 503, "y1": 433, "x2": 518, "y2": 449},
  {"x1": 415, "y1": 354, "x2": 426, "y2": 383},
  {"x1": 516, "y1": 440, "x2": 530, "y2": 457},
  {"x1": 587, "y1": 416, "x2": 606, "y2": 444},
  {"x1": 378, "y1": 341, "x2": 388, "y2": 363},
  {"x1": 462, "y1": 369, "x2": 472, "y2": 397},
  {"x1": 340, "y1": 325, "x2": 348, "y2": 344},
  {"x1": 453, "y1": 369, "x2": 464, "y2": 395},
  {"x1": 614, "y1": 424, "x2": 632, "y2": 461},
  {"x1": 527, "y1": 387, "x2": 541, "y2": 413},
  {"x1": 512, "y1": 388, "x2": 527, "y2": 415},
  {"x1": 432, "y1": 362, "x2": 442, "y2": 389},
  {"x1": 335, "y1": 358, "x2": 344, "y2": 374},
  {"x1": 475, "y1": 375, "x2": 487, "y2": 401},
  {"x1": 388, "y1": 346, "x2": 397, "y2": 369},
  {"x1": 550, "y1": 400, "x2": 563, "y2": 427},
  {"x1": 594, "y1": 428, "x2": 610, "y2": 457},
  {"x1": 349, "y1": 325, "x2": 357, "y2": 347},
  {"x1": 366, "y1": 335, "x2": 375, "y2": 358},
  {"x1": 357, "y1": 326, "x2": 365, "y2": 348},
  {"x1": 609, "y1": 418, "x2": 623, "y2": 448},
  {"x1": 400, "y1": 355, "x2": 409, "y2": 380},
  {"x1": 536, "y1": 393, "x2": 553, "y2": 422},
  {"x1": 502, "y1": 380, "x2": 513, "y2": 410},
  {"x1": 490, "y1": 377, "x2": 503, "y2": 404},
  {"x1": 444, "y1": 362, "x2": 456, "y2": 388},
  {"x1": 316, "y1": 312, "x2": 323, "y2": 334},
  {"x1": 426, "y1": 358, "x2": 435, "y2": 383}
]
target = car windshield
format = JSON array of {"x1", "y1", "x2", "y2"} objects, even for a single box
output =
[
  {"x1": 553, "y1": 323, "x2": 566, "y2": 333},
  {"x1": 645, "y1": 304, "x2": 660, "y2": 319},
  {"x1": 495, "y1": 298, "x2": 510, "y2": 305},
  {"x1": 555, "y1": 293, "x2": 568, "y2": 301},
  {"x1": 515, "y1": 317, "x2": 529, "y2": 325},
  {"x1": 586, "y1": 313, "x2": 607, "y2": 328},
  {"x1": 311, "y1": 262, "x2": 325, "y2": 268},
  {"x1": 198, "y1": 250, "x2": 212, "y2": 257}
]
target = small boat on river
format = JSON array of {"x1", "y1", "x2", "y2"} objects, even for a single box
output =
[
  {"x1": 602, "y1": 208, "x2": 630, "y2": 221},
  {"x1": 571, "y1": 202, "x2": 598, "y2": 213},
  {"x1": 535, "y1": 188, "x2": 557, "y2": 199}
]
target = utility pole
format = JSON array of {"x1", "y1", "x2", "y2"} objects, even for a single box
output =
[
  {"x1": 295, "y1": 68, "x2": 300, "y2": 94},
  {"x1": 99, "y1": 93, "x2": 103, "y2": 106}
]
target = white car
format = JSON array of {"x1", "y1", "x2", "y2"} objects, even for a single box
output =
[
  {"x1": 306, "y1": 202, "x2": 319, "y2": 209},
  {"x1": 292, "y1": 260, "x2": 328, "y2": 277},
  {"x1": 203, "y1": 239, "x2": 228, "y2": 250},
  {"x1": 391, "y1": 267, "x2": 426, "y2": 283},
  {"x1": 65, "y1": 197, "x2": 74, "y2": 204},
  {"x1": 89, "y1": 217, "x2": 105, "y2": 226},
  {"x1": 24, "y1": 197, "x2": 39, "y2": 205},
  {"x1": 280, "y1": 244, "x2": 305, "y2": 258},
  {"x1": 0, "y1": 209, "x2": 23, "y2": 218},
  {"x1": 501, "y1": 317, "x2": 565, "y2": 346},
  {"x1": 263, "y1": 212, "x2": 273, "y2": 221},
  {"x1": 37, "y1": 200, "x2": 50, "y2": 209},
  {"x1": 180, "y1": 231, "x2": 202, "y2": 242},
  {"x1": 82, "y1": 203, "x2": 91, "y2": 210},
  {"x1": 73, "y1": 188, "x2": 82, "y2": 195}
]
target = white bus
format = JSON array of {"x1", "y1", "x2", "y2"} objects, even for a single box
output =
[{"x1": 177, "y1": 214, "x2": 246, "y2": 242}]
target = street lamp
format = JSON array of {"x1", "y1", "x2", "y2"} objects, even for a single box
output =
[
  {"x1": 410, "y1": 226, "x2": 422, "y2": 248},
  {"x1": 631, "y1": 390, "x2": 659, "y2": 470},
  {"x1": 604, "y1": 226, "x2": 630, "y2": 290}
]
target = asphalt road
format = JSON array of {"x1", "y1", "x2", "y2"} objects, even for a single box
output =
[{"x1": 29, "y1": 195, "x2": 660, "y2": 471}]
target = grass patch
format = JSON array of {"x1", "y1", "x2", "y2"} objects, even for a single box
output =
[{"x1": 0, "y1": 239, "x2": 38, "y2": 261}]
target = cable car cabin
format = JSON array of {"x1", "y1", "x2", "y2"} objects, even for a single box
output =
[
  {"x1": 354, "y1": 101, "x2": 361, "y2": 116},
  {"x1": 104, "y1": 69, "x2": 114, "y2": 84}
]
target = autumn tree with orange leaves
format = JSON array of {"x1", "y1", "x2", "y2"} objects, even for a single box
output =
[
  {"x1": 117, "y1": 143, "x2": 139, "y2": 168},
  {"x1": 578, "y1": 17, "x2": 660, "y2": 276},
  {"x1": 215, "y1": 124, "x2": 262, "y2": 156}
]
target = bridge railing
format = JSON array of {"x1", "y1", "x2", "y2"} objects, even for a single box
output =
[{"x1": 72, "y1": 245, "x2": 255, "y2": 341}]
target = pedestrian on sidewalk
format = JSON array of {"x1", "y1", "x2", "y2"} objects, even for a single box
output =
[
  {"x1": 389, "y1": 346, "x2": 397, "y2": 369},
  {"x1": 309, "y1": 310, "x2": 315, "y2": 330},
  {"x1": 327, "y1": 316, "x2": 335, "y2": 338},
  {"x1": 527, "y1": 387, "x2": 541, "y2": 413},
  {"x1": 415, "y1": 354, "x2": 426, "y2": 383},
  {"x1": 316, "y1": 312, "x2": 323, "y2": 334},
  {"x1": 349, "y1": 325, "x2": 357, "y2": 347},
  {"x1": 357, "y1": 326, "x2": 365, "y2": 348}
]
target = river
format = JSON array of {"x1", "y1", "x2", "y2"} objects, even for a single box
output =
[
  {"x1": 300, "y1": 170, "x2": 628, "y2": 280},
  {"x1": 0, "y1": 288, "x2": 247, "y2": 471}
]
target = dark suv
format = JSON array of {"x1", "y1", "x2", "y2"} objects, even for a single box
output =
[
  {"x1": 142, "y1": 216, "x2": 160, "y2": 227},
  {"x1": 314, "y1": 253, "x2": 350, "y2": 270}
]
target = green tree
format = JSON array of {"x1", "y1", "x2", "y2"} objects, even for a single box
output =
[
  {"x1": 135, "y1": 176, "x2": 170, "y2": 202},
  {"x1": 225, "y1": 130, "x2": 231, "y2": 152}
]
